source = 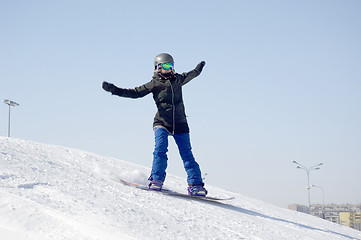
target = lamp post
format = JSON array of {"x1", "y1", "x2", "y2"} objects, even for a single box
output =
[
  {"x1": 312, "y1": 185, "x2": 325, "y2": 219},
  {"x1": 292, "y1": 160, "x2": 323, "y2": 207},
  {"x1": 4, "y1": 99, "x2": 19, "y2": 137}
]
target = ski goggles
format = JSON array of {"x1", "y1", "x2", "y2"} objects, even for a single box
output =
[{"x1": 157, "y1": 62, "x2": 174, "y2": 70}]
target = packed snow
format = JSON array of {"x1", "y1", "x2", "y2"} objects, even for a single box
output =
[{"x1": 1, "y1": 137, "x2": 360, "y2": 240}]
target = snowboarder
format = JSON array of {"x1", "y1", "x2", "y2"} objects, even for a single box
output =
[{"x1": 102, "y1": 53, "x2": 207, "y2": 196}]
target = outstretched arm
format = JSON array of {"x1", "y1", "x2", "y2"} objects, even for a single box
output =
[
  {"x1": 180, "y1": 61, "x2": 206, "y2": 86},
  {"x1": 102, "y1": 81, "x2": 153, "y2": 98}
]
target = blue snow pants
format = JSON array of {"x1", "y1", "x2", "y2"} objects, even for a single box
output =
[{"x1": 150, "y1": 128, "x2": 204, "y2": 186}]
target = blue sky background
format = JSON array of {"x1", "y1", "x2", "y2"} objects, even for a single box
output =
[{"x1": 1, "y1": 0, "x2": 360, "y2": 207}]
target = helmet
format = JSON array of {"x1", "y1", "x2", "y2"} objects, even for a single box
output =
[{"x1": 154, "y1": 53, "x2": 174, "y2": 67}]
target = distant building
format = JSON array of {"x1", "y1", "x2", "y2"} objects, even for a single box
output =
[
  {"x1": 288, "y1": 204, "x2": 309, "y2": 214},
  {"x1": 340, "y1": 212, "x2": 361, "y2": 231},
  {"x1": 289, "y1": 203, "x2": 361, "y2": 231},
  {"x1": 311, "y1": 204, "x2": 361, "y2": 227},
  {"x1": 340, "y1": 212, "x2": 352, "y2": 226}
]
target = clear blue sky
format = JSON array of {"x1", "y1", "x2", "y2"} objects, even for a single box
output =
[{"x1": 1, "y1": 0, "x2": 360, "y2": 207}]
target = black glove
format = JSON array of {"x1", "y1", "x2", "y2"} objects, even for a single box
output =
[
  {"x1": 102, "y1": 81, "x2": 116, "y2": 93},
  {"x1": 195, "y1": 61, "x2": 206, "y2": 73}
]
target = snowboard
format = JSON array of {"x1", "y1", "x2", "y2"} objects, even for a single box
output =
[{"x1": 119, "y1": 179, "x2": 235, "y2": 202}]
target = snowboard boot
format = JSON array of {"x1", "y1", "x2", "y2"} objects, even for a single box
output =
[
  {"x1": 148, "y1": 179, "x2": 163, "y2": 191},
  {"x1": 188, "y1": 185, "x2": 208, "y2": 197}
]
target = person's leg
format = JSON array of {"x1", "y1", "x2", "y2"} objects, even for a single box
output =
[
  {"x1": 150, "y1": 128, "x2": 169, "y2": 182},
  {"x1": 173, "y1": 133, "x2": 203, "y2": 186}
]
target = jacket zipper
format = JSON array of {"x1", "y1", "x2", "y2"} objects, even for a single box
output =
[{"x1": 168, "y1": 80, "x2": 175, "y2": 135}]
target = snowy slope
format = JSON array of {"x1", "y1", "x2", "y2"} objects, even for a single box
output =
[{"x1": 1, "y1": 137, "x2": 360, "y2": 240}]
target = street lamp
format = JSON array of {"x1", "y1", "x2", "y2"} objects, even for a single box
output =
[
  {"x1": 4, "y1": 99, "x2": 20, "y2": 137},
  {"x1": 292, "y1": 160, "x2": 323, "y2": 207},
  {"x1": 312, "y1": 185, "x2": 325, "y2": 219}
]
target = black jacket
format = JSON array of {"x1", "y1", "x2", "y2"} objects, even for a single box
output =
[{"x1": 110, "y1": 63, "x2": 204, "y2": 134}]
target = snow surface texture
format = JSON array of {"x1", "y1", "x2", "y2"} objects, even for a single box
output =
[{"x1": 1, "y1": 137, "x2": 360, "y2": 240}]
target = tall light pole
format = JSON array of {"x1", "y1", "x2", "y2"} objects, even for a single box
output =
[
  {"x1": 4, "y1": 99, "x2": 19, "y2": 137},
  {"x1": 312, "y1": 185, "x2": 325, "y2": 219},
  {"x1": 292, "y1": 160, "x2": 323, "y2": 207}
]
